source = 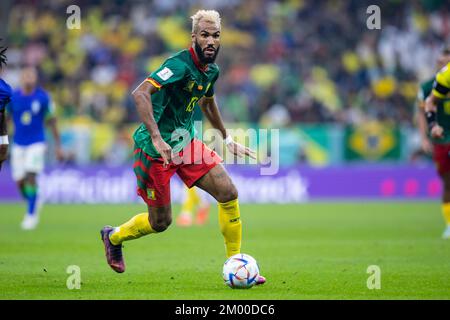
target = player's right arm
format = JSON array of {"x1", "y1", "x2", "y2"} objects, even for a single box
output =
[
  {"x1": 425, "y1": 63, "x2": 450, "y2": 139},
  {"x1": 131, "y1": 80, "x2": 172, "y2": 166}
]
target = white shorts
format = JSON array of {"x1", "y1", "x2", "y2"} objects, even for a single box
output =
[{"x1": 11, "y1": 142, "x2": 46, "y2": 181}]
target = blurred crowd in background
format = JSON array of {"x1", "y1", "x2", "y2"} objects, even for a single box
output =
[{"x1": 2, "y1": 0, "x2": 450, "y2": 165}]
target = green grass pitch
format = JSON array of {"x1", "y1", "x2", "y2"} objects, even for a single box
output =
[{"x1": 0, "y1": 202, "x2": 449, "y2": 299}]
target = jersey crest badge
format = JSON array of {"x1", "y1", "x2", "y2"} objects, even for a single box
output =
[
  {"x1": 184, "y1": 80, "x2": 195, "y2": 92},
  {"x1": 147, "y1": 188, "x2": 156, "y2": 200},
  {"x1": 31, "y1": 100, "x2": 41, "y2": 114}
]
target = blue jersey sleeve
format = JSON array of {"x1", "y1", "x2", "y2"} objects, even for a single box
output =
[
  {"x1": 40, "y1": 89, "x2": 54, "y2": 117},
  {"x1": 0, "y1": 79, "x2": 12, "y2": 111}
]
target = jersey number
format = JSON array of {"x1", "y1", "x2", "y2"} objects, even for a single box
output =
[
  {"x1": 21, "y1": 111, "x2": 32, "y2": 125},
  {"x1": 186, "y1": 96, "x2": 199, "y2": 112}
]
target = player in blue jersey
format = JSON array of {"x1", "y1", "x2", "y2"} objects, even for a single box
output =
[
  {"x1": 7, "y1": 66, "x2": 63, "y2": 230},
  {"x1": 0, "y1": 42, "x2": 11, "y2": 169}
]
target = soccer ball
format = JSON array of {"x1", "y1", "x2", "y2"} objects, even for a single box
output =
[{"x1": 222, "y1": 253, "x2": 260, "y2": 289}]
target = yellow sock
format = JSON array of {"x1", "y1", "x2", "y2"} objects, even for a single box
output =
[
  {"x1": 442, "y1": 203, "x2": 450, "y2": 226},
  {"x1": 110, "y1": 212, "x2": 155, "y2": 245},
  {"x1": 181, "y1": 187, "x2": 200, "y2": 216},
  {"x1": 218, "y1": 198, "x2": 242, "y2": 258}
]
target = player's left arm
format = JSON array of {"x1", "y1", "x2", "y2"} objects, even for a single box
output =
[{"x1": 199, "y1": 95, "x2": 255, "y2": 159}]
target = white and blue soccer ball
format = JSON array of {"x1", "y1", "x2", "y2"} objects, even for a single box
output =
[{"x1": 222, "y1": 253, "x2": 259, "y2": 289}]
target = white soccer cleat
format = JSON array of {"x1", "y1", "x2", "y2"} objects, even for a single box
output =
[
  {"x1": 442, "y1": 226, "x2": 450, "y2": 239},
  {"x1": 21, "y1": 214, "x2": 39, "y2": 230}
]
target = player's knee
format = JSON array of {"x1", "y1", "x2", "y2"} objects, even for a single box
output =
[
  {"x1": 152, "y1": 218, "x2": 172, "y2": 232},
  {"x1": 148, "y1": 207, "x2": 172, "y2": 232},
  {"x1": 217, "y1": 183, "x2": 238, "y2": 203}
]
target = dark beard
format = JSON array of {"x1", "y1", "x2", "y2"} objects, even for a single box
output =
[{"x1": 194, "y1": 40, "x2": 220, "y2": 64}]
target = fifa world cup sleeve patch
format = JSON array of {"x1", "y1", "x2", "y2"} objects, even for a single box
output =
[
  {"x1": 156, "y1": 67, "x2": 174, "y2": 81},
  {"x1": 148, "y1": 57, "x2": 187, "y2": 87}
]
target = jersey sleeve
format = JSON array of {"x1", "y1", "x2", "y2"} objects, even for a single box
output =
[
  {"x1": 5, "y1": 101, "x2": 11, "y2": 113},
  {"x1": 204, "y1": 68, "x2": 220, "y2": 98},
  {"x1": 0, "y1": 80, "x2": 12, "y2": 112},
  {"x1": 5, "y1": 91, "x2": 14, "y2": 114},
  {"x1": 42, "y1": 92, "x2": 55, "y2": 118},
  {"x1": 146, "y1": 57, "x2": 187, "y2": 89},
  {"x1": 432, "y1": 64, "x2": 450, "y2": 99}
]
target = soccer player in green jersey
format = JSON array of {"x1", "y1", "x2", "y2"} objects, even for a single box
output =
[
  {"x1": 423, "y1": 46, "x2": 450, "y2": 239},
  {"x1": 416, "y1": 48, "x2": 450, "y2": 155},
  {"x1": 100, "y1": 10, "x2": 265, "y2": 284}
]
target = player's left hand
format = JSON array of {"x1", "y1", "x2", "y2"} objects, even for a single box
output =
[{"x1": 226, "y1": 140, "x2": 256, "y2": 159}]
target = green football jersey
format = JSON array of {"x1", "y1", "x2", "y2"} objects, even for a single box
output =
[
  {"x1": 133, "y1": 48, "x2": 219, "y2": 158},
  {"x1": 418, "y1": 78, "x2": 450, "y2": 144}
]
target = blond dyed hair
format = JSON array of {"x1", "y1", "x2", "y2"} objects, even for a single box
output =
[{"x1": 191, "y1": 10, "x2": 221, "y2": 33}]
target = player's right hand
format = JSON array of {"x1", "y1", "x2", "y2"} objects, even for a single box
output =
[
  {"x1": 431, "y1": 124, "x2": 444, "y2": 139},
  {"x1": 153, "y1": 137, "x2": 172, "y2": 167}
]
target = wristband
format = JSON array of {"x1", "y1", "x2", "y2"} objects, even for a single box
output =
[
  {"x1": 225, "y1": 135, "x2": 233, "y2": 145},
  {"x1": 0, "y1": 135, "x2": 8, "y2": 144}
]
